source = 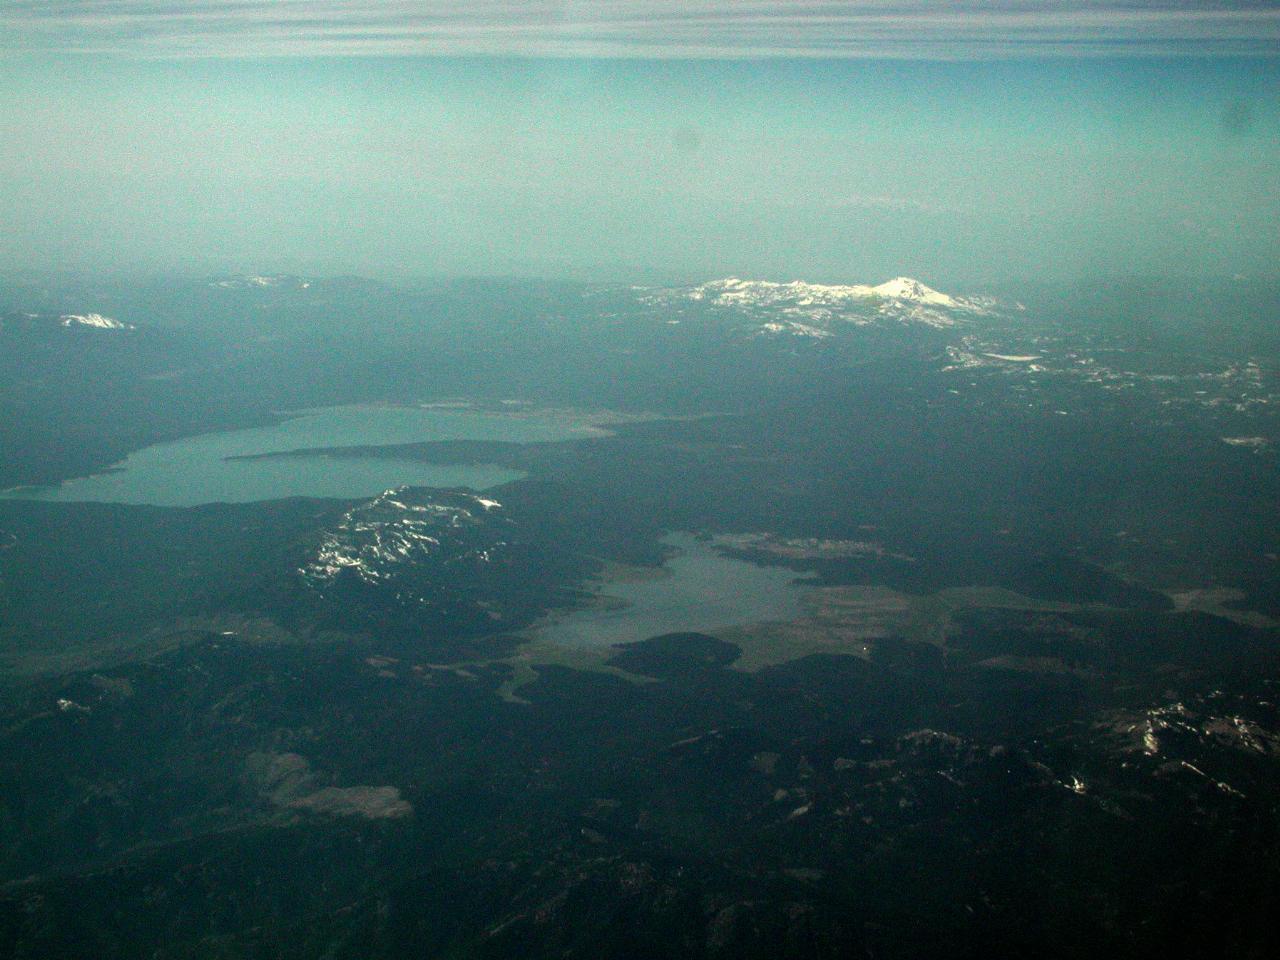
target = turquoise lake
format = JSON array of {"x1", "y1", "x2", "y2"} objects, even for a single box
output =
[
  {"x1": 533, "y1": 533, "x2": 810, "y2": 649},
  {"x1": 1, "y1": 405, "x2": 597, "y2": 507}
]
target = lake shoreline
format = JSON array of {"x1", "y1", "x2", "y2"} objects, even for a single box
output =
[{"x1": 0, "y1": 402, "x2": 603, "y2": 507}]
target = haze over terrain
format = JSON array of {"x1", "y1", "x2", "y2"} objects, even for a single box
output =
[
  {"x1": 1, "y1": 5, "x2": 1279, "y2": 960},
  {"x1": 1, "y1": 2, "x2": 1279, "y2": 284}
]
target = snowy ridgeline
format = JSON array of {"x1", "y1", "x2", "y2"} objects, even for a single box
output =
[
  {"x1": 300, "y1": 487, "x2": 509, "y2": 589},
  {"x1": 642, "y1": 276, "x2": 1008, "y2": 337},
  {"x1": 59, "y1": 313, "x2": 133, "y2": 330}
]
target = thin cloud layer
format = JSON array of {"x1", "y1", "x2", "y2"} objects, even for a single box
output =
[{"x1": 3, "y1": 1, "x2": 1279, "y2": 59}]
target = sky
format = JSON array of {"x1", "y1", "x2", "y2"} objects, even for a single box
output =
[{"x1": 1, "y1": 2, "x2": 1278, "y2": 287}]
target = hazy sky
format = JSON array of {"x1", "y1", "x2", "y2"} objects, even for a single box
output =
[{"x1": 1, "y1": 2, "x2": 1278, "y2": 286}]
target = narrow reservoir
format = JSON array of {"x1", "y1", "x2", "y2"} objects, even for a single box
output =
[{"x1": 2, "y1": 404, "x2": 596, "y2": 506}]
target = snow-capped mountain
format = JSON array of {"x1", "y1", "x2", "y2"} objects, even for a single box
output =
[
  {"x1": 690, "y1": 276, "x2": 968, "y2": 309},
  {"x1": 59, "y1": 312, "x2": 133, "y2": 331},
  {"x1": 868, "y1": 277, "x2": 960, "y2": 307},
  {"x1": 650, "y1": 276, "x2": 1001, "y2": 337}
]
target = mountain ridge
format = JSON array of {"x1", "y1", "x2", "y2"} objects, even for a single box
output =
[{"x1": 649, "y1": 275, "x2": 1003, "y2": 336}]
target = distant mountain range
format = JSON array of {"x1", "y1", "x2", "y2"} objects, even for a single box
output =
[
  {"x1": 644, "y1": 276, "x2": 1007, "y2": 337},
  {"x1": 207, "y1": 274, "x2": 313, "y2": 291},
  {"x1": 0, "y1": 311, "x2": 135, "y2": 333}
]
